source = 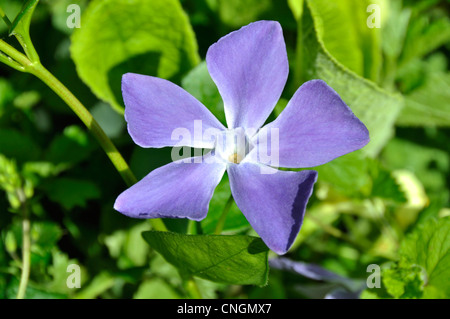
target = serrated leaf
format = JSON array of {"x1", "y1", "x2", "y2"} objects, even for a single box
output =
[
  {"x1": 142, "y1": 231, "x2": 269, "y2": 286},
  {"x1": 400, "y1": 217, "x2": 450, "y2": 297},
  {"x1": 382, "y1": 263, "x2": 425, "y2": 298},
  {"x1": 306, "y1": 0, "x2": 382, "y2": 81},
  {"x1": 71, "y1": 0, "x2": 200, "y2": 113}
]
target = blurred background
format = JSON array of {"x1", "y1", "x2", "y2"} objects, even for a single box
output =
[{"x1": 0, "y1": 0, "x2": 449, "y2": 299}]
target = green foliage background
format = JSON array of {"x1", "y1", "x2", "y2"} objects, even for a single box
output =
[{"x1": 0, "y1": 0, "x2": 449, "y2": 299}]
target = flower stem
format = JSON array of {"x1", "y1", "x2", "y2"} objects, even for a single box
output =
[
  {"x1": 0, "y1": 39, "x2": 167, "y2": 232},
  {"x1": 29, "y1": 64, "x2": 137, "y2": 185},
  {"x1": 214, "y1": 195, "x2": 234, "y2": 235},
  {"x1": 16, "y1": 190, "x2": 30, "y2": 299},
  {"x1": 184, "y1": 277, "x2": 202, "y2": 299},
  {"x1": 28, "y1": 64, "x2": 167, "y2": 232}
]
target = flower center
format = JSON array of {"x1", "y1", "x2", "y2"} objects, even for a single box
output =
[{"x1": 214, "y1": 128, "x2": 253, "y2": 164}]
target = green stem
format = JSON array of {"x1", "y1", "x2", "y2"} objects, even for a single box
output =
[
  {"x1": 28, "y1": 64, "x2": 167, "y2": 232},
  {"x1": 0, "y1": 39, "x2": 167, "y2": 232},
  {"x1": 184, "y1": 277, "x2": 202, "y2": 299},
  {"x1": 16, "y1": 190, "x2": 30, "y2": 299},
  {"x1": 0, "y1": 7, "x2": 12, "y2": 28},
  {"x1": 214, "y1": 195, "x2": 234, "y2": 235},
  {"x1": 293, "y1": 14, "x2": 304, "y2": 88},
  {"x1": 29, "y1": 64, "x2": 137, "y2": 185}
]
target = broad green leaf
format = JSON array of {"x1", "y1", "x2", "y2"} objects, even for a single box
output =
[
  {"x1": 300, "y1": 3, "x2": 403, "y2": 156},
  {"x1": 216, "y1": 0, "x2": 296, "y2": 29},
  {"x1": 216, "y1": 0, "x2": 272, "y2": 27},
  {"x1": 142, "y1": 231, "x2": 269, "y2": 285},
  {"x1": 43, "y1": 178, "x2": 101, "y2": 210},
  {"x1": 396, "y1": 72, "x2": 450, "y2": 126},
  {"x1": 306, "y1": 0, "x2": 382, "y2": 82},
  {"x1": 400, "y1": 217, "x2": 450, "y2": 297},
  {"x1": 182, "y1": 61, "x2": 226, "y2": 126},
  {"x1": 71, "y1": 0, "x2": 200, "y2": 113}
]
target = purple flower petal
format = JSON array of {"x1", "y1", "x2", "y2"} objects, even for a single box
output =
[
  {"x1": 227, "y1": 163, "x2": 317, "y2": 254},
  {"x1": 123, "y1": 73, "x2": 225, "y2": 149},
  {"x1": 249, "y1": 80, "x2": 370, "y2": 168},
  {"x1": 206, "y1": 21, "x2": 289, "y2": 130},
  {"x1": 114, "y1": 154, "x2": 226, "y2": 221}
]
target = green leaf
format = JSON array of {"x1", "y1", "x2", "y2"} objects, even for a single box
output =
[
  {"x1": 142, "y1": 231, "x2": 269, "y2": 285},
  {"x1": 400, "y1": 217, "x2": 450, "y2": 297},
  {"x1": 314, "y1": 151, "x2": 372, "y2": 197},
  {"x1": 182, "y1": 61, "x2": 226, "y2": 126},
  {"x1": 314, "y1": 152, "x2": 406, "y2": 203},
  {"x1": 396, "y1": 72, "x2": 450, "y2": 126},
  {"x1": 306, "y1": 0, "x2": 382, "y2": 82},
  {"x1": 216, "y1": 0, "x2": 272, "y2": 27},
  {"x1": 43, "y1": 178, "x2": 101, "y2": 210},
  {"x1": 300, "y1": 2, "x2": 404, "y2": 156},
  {"x1": 382, "y1": 263, "x2": 425, "y2": 298},
  {"x1": 71, "y1": 0, "x2": 200, "y2": 113}
]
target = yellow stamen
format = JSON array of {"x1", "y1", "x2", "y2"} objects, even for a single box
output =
[{"x1": 228, "y1": 152, "x2": 243, "y2": 164}]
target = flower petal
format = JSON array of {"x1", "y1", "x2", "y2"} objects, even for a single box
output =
[
  {"x1": 228, "y1": 163, "x2": 317, "y2": 254},
  {"x1": 206, "y1": 20, "x2": 288, "y2": 130},
  {"x1": 114, "y1": 154, "x2": 226, "y2": 221},
  {"x1": 123, "y1": 73, "x2": 225, "y2": 149},
  {"x1": 249, "y1": 80, "x2": 370, "y2": 168}
]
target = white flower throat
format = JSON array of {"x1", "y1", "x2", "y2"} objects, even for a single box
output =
[{"x1": 214, "y1": 128, "x2": 253, "y2": 164}]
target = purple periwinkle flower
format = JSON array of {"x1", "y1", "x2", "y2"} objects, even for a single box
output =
[{"x1": 114, "y1": 21, "x2": 369, "y2": 254}]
